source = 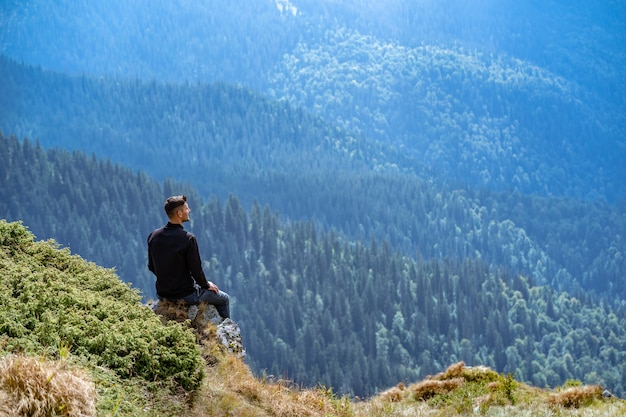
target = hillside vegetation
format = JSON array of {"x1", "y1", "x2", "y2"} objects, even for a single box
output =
[
  {"x1": 1, "y1": 220, "x2": 625, "y2": 416},
  {"x1": 1, "y1": 137, "x2": 626, "y2": 398},
  {"x1": 0, "y1": 220, "x2": 203, "y2": 414}
]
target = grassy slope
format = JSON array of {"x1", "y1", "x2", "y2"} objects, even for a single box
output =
[{"x1": 1, "y1": 219, "x2": 624, "y2": 416}]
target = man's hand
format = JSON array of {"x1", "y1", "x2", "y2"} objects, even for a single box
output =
[{"x1": 208, "y1": 281, "x2": 219, "y2": 293}]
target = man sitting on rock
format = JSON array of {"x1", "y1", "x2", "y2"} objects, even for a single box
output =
[{"x1": 147, "y1": 195, "x2": 230, "y2": 319}]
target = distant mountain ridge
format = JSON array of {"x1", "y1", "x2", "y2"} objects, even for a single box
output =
[
  {"x1": 0, "y1": 55, "x2": 418, "y2": 199},
  {"x1": 267, "y1": 28, "x2": 624, "y2": 201},
  {"x1": 1, "y1": 0, "x2": 623, "y2": 202},
  {"x1": 2, "y1": 0, "x2": 623, "y2": 100}
]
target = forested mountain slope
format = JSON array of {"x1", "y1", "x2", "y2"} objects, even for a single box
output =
[
  {"x1": 0, "y1": 138, "x2": 626, "y2": 395},
  {"x1": 2, "y1": 0, "x2": 623, "y2": 103},
  {"x1": 268, "y1": 29, "x2": 623, "y2": 200},
  {"x1": 0, "y1": 134, "x2": 184, "y2": 294},
  {"x1": 0, "y1": 55, "x2": 402, "y2": 196},
  {"x1": 1, "y1": 0, "x2": 624, "y2": 201},
  {"x1": 1, "y1": 59, "x2": 624, "y2": 303},
  {"x1": 1, "y1": 137, "x2": 626, "y2": 398}
]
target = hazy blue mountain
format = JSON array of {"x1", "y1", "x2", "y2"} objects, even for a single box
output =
[
  {"x1": 2, "y1": 0, "x2": 623, "y2": 101},
  {"x1": 0, "y1": 0, "x2": 299, "y2": 86},
  {"x1": 0, "y1": 55, "x2": 411, "y2": 199},
  {"x1": 1, "y1": 0, "x2": 623, "y2": 202},
  {"x1": 267, "y1": 29, "x2": 624, "y2": 201}
]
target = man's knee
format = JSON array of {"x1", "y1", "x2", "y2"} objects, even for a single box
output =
[{"x1": 199, "y1": 288, "x2": 229, "y2": 305}]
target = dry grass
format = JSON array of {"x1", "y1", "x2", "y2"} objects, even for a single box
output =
[
  {"x1": 430, "y1": 361, "x2": 499, "y2": 383},
  {"x1": 355, "y1": 362, "x2": 626, "y2": 417},
  {"x1": 1, "y1": 351, "x2": 624, "y2": 417},
  {"x1": 151, "y1": 300, "x2": 352, "y2": 417},
  {"x1": 375, "y1": 362, "x2": 496, "y2": 404},
  {"x1": 547, "y1": 385, "x2": 604, "y2": 408},
  {"x1": 152, "y1": 299, "x2": 201, "y2": 324},
  {"x1": 411, "y1": 377, "x2": 466, "y2": 401},
  {"x1": 0, "y1": 354, "x2": 96, "y2": 417},
  {"x1": 190, "y1": 354, "x2": 353, "y2": 417},
  {"x1": 152, "y1": 300, "x2": 225, "y2": 356}
]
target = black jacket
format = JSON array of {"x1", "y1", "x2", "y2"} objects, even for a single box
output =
[{"x1": 147, "y1": 222, "x2": 210, "y2": 299}]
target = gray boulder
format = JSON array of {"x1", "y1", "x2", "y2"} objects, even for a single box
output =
[{"x1": 150, "y1": 300, "x2": 246, "y2": 358}]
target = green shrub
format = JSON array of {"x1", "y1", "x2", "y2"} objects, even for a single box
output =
[{"x1": 0, "y1": 220, "x2": 204, "y2": 391}]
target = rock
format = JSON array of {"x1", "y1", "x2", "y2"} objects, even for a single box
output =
[
  {"x1": 602, "y1": 389, "x2": 614, "y2": 398},
  {"x1": 216, "y1": 318, "x2": 246, "y2": 358},
  {"x1": 150, "y1": 300, "x2": 245, "y2": 358},
  {"x1": 188, "y1": 303, "x2": 223, "y2": 326}
]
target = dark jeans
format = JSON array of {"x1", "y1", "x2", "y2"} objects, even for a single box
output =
[{"x1": 181, "y1": 288, "x2": 230, "y2": 319}]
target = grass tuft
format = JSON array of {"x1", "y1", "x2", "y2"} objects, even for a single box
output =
[
  {"x1": 0, "y1": 354, "x2": 96, "y2": 417},
  {"x1": 411, "y1": 378, "x2": 465, "y2": 401},
  {"x1": 547, "y1": 384, "x2": 604, "y2": 408}
]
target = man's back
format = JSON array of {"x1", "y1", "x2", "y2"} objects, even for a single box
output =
[{"x1": 148, "y1": 222, "x2": 206, "y2": 299}]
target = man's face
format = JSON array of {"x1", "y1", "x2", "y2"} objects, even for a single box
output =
[{"x1": 178, "y1": 202, "x2": 191, "y2": 222}]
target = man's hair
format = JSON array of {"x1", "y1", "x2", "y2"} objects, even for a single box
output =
[{"x1": 164, "y1": 195, "x2": 187, "y2": 217}]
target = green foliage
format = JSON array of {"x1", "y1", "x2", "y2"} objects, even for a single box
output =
[
  {"x1": 498, "y1": 373, "x2": 518, "y2": 405},
  {"x1": 89, "y1": 364, "x2": 191, "y2": 416},
  {"x1": 564, "y1": 379, "x2": 583, "y2": 388},
  {"x1": 0, "y1": 220, "x2": 204, "y2": 392},
  {"x1": 428, "y1": 382, "x2": 486, "y2": 414}
]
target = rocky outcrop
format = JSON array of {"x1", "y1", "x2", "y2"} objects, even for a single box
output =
[{"x1": 150, "y1": 300, "x2": 246, "y2": 359}]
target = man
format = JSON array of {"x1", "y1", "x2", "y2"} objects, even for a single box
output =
[{"x1": 147, "y1": 195, "x2": 230, "y2": 319}]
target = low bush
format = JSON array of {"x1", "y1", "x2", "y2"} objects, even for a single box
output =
[{"x1": 0, "y1": 220, "x2": 204, "y2": 392}]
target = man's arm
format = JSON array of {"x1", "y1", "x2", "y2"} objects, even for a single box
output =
[
  {"x1": 147, "y1": 234, "x2": 155, "y2": 274},
  {"x1": 186, "y1": 235, "x2": 211, "y2": 289}
]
